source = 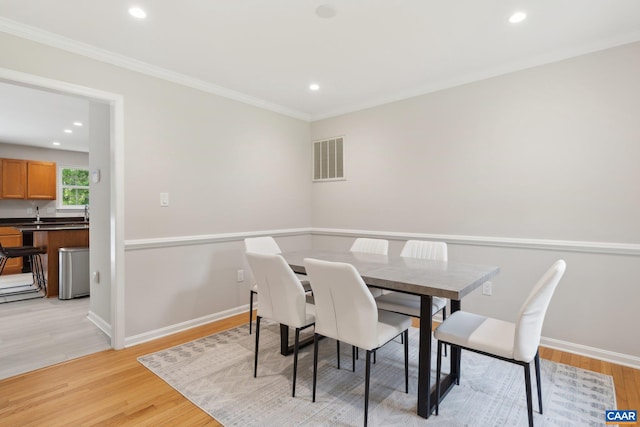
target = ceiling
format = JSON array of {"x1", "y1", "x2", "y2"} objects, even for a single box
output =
[{"x1": 1, "y1": 0, "x2": 640, "y2": 151}]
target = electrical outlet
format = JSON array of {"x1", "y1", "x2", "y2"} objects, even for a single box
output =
[
  {"x1": 482, "y1": 281, "x2": 492, "y2": 296},
  {"x1": 160, "y1": 192, "x2": 169, "y2": 207},
  {"x1": 92, "y1": 271, "x2": 100, "y2": 284},
  {"x1": 236, "y1": 269, "x2": 244, "y2": 282}
]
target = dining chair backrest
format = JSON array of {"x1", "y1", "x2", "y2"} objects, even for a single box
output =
[
  {"x1": 304, "y1": 258, "x2": 380, "y2": 350},
  {"x1": 245, "y1": 252, "x2": 310, "y2": 328},
  {"x1": 514, "y1": 259, "x2": 566, "y2": 362},
  {"x1": 244, "y1": 236, "x2": 282, "y2": 254},
  {"x1": 349, "y1": 238, "x2": 388, "y2": 255},
  {"x1": 400, "y1": 240, "x2": 447, "y2": 261}
]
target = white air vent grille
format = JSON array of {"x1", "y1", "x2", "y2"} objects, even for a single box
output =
[{"x1": 313, "y1": 136, "x2": 344, "y2": 181}]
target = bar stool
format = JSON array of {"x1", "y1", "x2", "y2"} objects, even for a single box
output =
[{"x1": 0, "y1": 243, "x2": 47, "y2": 293}]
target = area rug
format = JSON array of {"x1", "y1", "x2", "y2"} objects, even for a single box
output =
[{"x1": 138, "y1": 322, "x2": 615, "y2": 426}]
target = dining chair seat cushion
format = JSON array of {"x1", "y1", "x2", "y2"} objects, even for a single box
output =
[
  {"x1": 375, "y1": 292, "x2": 447, "y2": 318},
  {"x1": 374, "y1": 310, "x2": 412, "y2": 350},
  {"x1": 434, "y1": 311, "x2": 516, "y2": 360}
]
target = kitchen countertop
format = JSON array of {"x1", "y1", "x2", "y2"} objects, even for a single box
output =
[
  {"x1": 0, "y1": 217, "x2": 89, "y2": 232},
  {"x1": 13, "y1": 223, "x2": 90, "y2": 232}
]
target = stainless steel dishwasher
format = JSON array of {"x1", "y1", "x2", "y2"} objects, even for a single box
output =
[{"x1": 58, "y1": 247, "x2": 90, "y2": 299}]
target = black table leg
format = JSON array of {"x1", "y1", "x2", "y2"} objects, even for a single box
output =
[
  {"x1": 280, "y1": 324, "x2": 316, "y2": 356},
  {"x1": 417, "y1": 294, "x2": 433, "y2": 418},
  {"x1": 417, "y1": 296, "x2": 462, "y2": 418}
]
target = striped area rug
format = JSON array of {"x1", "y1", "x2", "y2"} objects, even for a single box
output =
[{"x1": 139, "y1": 321, "x2": 615, "y2": 426}]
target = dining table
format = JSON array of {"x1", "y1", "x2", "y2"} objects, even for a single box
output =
[{"x1": 279, "y1": 249, "x2": 500, "y2": 419}]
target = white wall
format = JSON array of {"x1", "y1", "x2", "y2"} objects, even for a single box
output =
[
  {"x1": 0, "y1": 142, "x2": 88, "y2": 218},
  {"x1": 0, "y1": 32, "x2": 312, "y2": 339},
  {"x1": 310, "y1": 42, "x2": 640, "y2": 364}
]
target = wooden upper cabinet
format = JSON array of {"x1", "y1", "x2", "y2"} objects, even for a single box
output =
[
  {"x1": 1, "y1": 158, "x2": 27, "y2": 199},
  {"x1": 27, "y1": 161, "x2": 57, "y2": 200},
  {"x1": 0, "y1": 158, "x2": 56, "y2": 200}
]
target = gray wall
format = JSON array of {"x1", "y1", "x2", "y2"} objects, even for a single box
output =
[{"x1": 310, "y1": 42, "x2": 640, "y2": 362}]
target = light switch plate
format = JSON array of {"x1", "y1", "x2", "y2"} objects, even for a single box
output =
[
  {"x1": 482, "y1": 281, "x2": 492, "y2": 296},
  {"x1": 160, "y1": 192, "x2": 169, "y2": 207}
]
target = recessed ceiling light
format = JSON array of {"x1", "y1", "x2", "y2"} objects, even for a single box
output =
[
  {"x1": 52, "y1": 141, "x2": 61, "y2": 146},
  {"x1": 509, "y1": 11, "x2": 527, "y2": 24},
  {"x1": 309, "y1": 83, "x2": 320, "y2": 91},
  {"x1": 73, "y1": 121, "x2": 83, "y2": 127},
  {"x1": 129, "y1": 7, "x2": 147, "y2": 19},
  {"x1": 64, "y1": 129, "x2": 73, "y2": 133}
]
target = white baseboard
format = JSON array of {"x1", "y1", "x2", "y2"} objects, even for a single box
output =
[
  {"x1": 124, "y1": 305, "x2": 249, "y2": 348},
  {"x1": 540, "y1": 336, "x2": 640, "y2": 370},
  {"x1": 87, "y1": 310, "x2": 112, "y2": 339}
]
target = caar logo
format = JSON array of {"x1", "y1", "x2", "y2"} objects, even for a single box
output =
[{"x1": 606, "y1": 410, "x2": 637, "y2": 424}]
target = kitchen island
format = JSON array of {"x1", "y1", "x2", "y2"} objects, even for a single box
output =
[{"x1": 32, "y1": 226, "x2": 89, "y2": 298}]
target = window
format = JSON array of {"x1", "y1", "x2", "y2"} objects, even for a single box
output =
[
  {"x1": 58, "y1": 166, "x2": 90, "y2": 209},
  {"x1": 312, "y1": 136, "x2": 345, "y2": 182}
]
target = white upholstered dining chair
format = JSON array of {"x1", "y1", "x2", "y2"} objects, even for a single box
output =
[
  {"x1": 350, "y1": 237, "x2": 389, "y2": 255},
  {"x1": 244, "y1": 236, "x2": 309, "y2": 334},
  {"x1": 246, "y1": 252, "x2": 316, "y2": 397},
  {"x1": 305, "y1": 257, "x2": 410, "y2": 427},
  {"x1": 434, "y1": 259, "x2": 567, "y2": 427},
  {"x1": 350, "y1": 238, "x2": 388, "y2": 298}
]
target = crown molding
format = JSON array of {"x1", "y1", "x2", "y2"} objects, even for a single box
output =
[{"x1": 0, "y1": 17, "x2": 311, "y2": 122}]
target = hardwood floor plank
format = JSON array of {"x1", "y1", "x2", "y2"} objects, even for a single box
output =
[{"x1": 1, "y1": 311, "x2": 637, "y2": 426}]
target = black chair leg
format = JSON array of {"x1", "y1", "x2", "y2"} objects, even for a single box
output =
[
  {"x1": 435, "y1": 341, "x2": 443, "y2": 415},
  {"x1": 404, "y1": 330, "x2": 409, "y2": 393},
  {"x1": 292, "y1": 327, "x2": 300, "y2": 397},
  {"x1": 313, "y1": 333, "x2": 319, "y2": 402},
  {"x1": 442, "y1": 307, "x2": 448, "y2": 357},
  {"x1": 249, "y1": 290, "x2": 255, "y2": 334},
  {"x1": 352, "y1": 345, "x2": 356, "y2": 372},
  {"x1": 336, "y1": 340, "x2": 341, "y2": 369},
  {"x1": 456, "y1": 347, "x2": 461, "y2": 385},
  {"x1": 534, "y1": 351, "x2": 543, "y2": 414},
  {"x1": 253, "y1": 316, "x2": 261, "y2": 377},
  {"x1": 524, "y1": 362, "x2": 534, "y2": 427},
  {"x1": 364, "y1": 350, "x2": 371, "y2": 427}
]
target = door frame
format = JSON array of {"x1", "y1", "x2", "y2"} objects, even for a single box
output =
[{"x1": 0, "y1": 66, "x2": 125, "y2": 349}]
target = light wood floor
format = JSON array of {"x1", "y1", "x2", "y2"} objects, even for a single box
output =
[
  {"x1": 0, "y1": 296, "x2": 111, "y2": 380},
  {"x1": 1, "y1": 313, "x2": 638, "y2": 426}
]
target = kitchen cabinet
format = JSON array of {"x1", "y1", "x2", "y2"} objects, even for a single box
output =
[
  {"x1": 0, "y1": 158, "x2": 56, "y2": 200},
  {"x1": 0, "y1": 227, "x2": 23, "y2": 274},
  {"x1": 27, "y1": 161, "x2": 57, "y2": 199},
  {"x1": 0, "y1": 158, "x2": 27, "y2": 199}
]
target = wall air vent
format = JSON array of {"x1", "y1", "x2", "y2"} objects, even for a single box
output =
[{"x1": 312, "y1": 136, "x2": 345, "y2": 182}]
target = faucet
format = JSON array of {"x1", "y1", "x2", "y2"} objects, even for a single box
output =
[
  {"x1": 36, "y1": 206, "x2": 40, "y2": 223},
  {"x1": 84, "y1": 205, "x2": 89, "y2": 222}
]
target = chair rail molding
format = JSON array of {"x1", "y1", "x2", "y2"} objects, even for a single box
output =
[
  {"x1": 124, "y1": 228, "x2": 312, "y2": 251},
  {"x1": 311, "y1": 228, "x2": 640, "y2": 257}
]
